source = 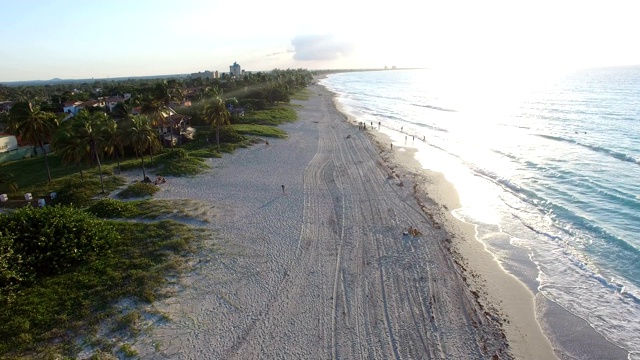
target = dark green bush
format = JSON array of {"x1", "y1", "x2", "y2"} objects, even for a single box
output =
[
  {"x1": 51, "y1": 175, "x2": 125, "y2": 207},
  {"x1": 0, "y1": 231, "x2": 22, "y2": 290},
  {"x1": 238, "y1": 99, "x2": 267, "y2": 111},
  {"x1": 117, "y1": 182, "x2": 159, "y2": 199},
  {"x1": 162, "y1": 148, "x2": 189, "y2": 160},
  {"x1": 86, "y1": 198, "x2": 136, "y2": 218},
  {"x1": 53, "y1": 178, "x2": 101, "y2": 207},
  {"x1": 189, "y1": 148, "x2": 221, "y2": 158},
  {"x1": 0, "y1": 205, "x2": 119, "y2": 282},
  {"x1": 218, "y1": 127, "x2": 246, "y2": 143}
]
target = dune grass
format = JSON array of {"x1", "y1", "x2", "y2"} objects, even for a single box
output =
[
  {"x1": 0, "y1": 217, "x2": 207, "y2": 358},
  {"x1": 87, "y1": 198, "x2": 209, "y2": 222},
  {"x1": 231, "y1": 124, "x2": 288, "y2": 138},
  {"x1": 116, "y1": 182, "x2": 160, "y2": 199},
  {"x1": 235, "y1": 106, "x2": 297, "y2": 126}
]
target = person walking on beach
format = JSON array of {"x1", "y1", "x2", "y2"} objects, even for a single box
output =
[{"x1": 281, "y1": 184, "x2": 285, "y2": 193}]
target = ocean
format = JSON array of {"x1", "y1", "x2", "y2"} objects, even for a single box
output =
[{"x1": 321, "y1": 66, "x2": 640, "y2": 359}]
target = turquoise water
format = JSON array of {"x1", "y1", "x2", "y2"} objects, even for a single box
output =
[{"x1": 321, "y1": 67, "x2": 640, "y2": 358}]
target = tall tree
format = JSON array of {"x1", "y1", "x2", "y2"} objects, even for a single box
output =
[
  {"x1": 203, "y1": 97, "x2": 230, "y2": 149},
  {"x1": 6, "y1": 101, "x2": 59, "y2": 182},
  {"x1": 101, "y1": 118, "x2": 125, "y2": 174},
  {"x1": 59, "y1": 110, "x2": 108, "y2": 192},
  {"x1": 122, "y1": 115, "x2": 158, "y2": 180},
  {"x1": 52, "y1": 119, "x2": 91, "y2": 181},
  {"x1": 141, "y1": 81, "x2": 182, "y2": 151}
]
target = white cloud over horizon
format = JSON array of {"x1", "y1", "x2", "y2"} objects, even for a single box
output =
[{"x1": 291, "y1": 34, "x2": 356, "y2": 61}]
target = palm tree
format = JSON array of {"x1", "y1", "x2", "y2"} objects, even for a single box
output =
[
  {"x1": 52, "y1": 120, "x2": 91, "y2": 181},
  {"x1": 142, "y1": 81, "x2": 184, "y2": 151},
  {"x1": 6, "y1": 101, "x2": 59, "y2": 182},
  {"x1": 101, "y1": 118, "x2": 126, "y2": 174},
  {"x1": 66, "y1": 110, "x2": 108, "y2": 192},
  {"x1": 203, "y1": 97, "x2": 230, "y2": 149},
  {"x1": 122, "y1": 115, "x2": 158, "y2": 180}
]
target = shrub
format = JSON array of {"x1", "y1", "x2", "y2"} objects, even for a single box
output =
[
  {"x1": 218, "y1": 127, "x2": 246, "y2": 143},
  {"x1": 86, "y1": 198, "x2": 137, "y2": 218},
  {"x1": 117, "y1": 182, "x2": 159, "y2": 199},
  {"x1": 0, "y1": 205, "x2": 119, "y2": 282},
  {"x1": 189, "y1": 148, "x2": 221, "y2": 158},
  {"x1": 238, "y1": 99, "x2": 267, "y2": 111},
  {"x1": 53, "y1": 178, "x2": 102, "y2": 207},
  {"x1": 162, "y1": 148, "x2": 188, "y2": 160},
  {"x1": 0, "y1": 231, "x2": 22, "y2": 291}
]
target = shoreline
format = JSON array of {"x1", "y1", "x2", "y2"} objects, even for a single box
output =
[
  {"x1": 331, "y1": 92, "x2": 631, "y2": 359},
  {"x1": 332, "y1": 96, "x2": 557, "y2": 359}
]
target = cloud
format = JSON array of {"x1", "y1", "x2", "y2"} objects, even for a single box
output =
[{"x1": 291, "y1": 34, "x2": 355, "y2": 61}]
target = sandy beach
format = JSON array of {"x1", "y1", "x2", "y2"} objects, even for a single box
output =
[{"x1": 131, "y1": 83, "x2": 557, "y2": 359}]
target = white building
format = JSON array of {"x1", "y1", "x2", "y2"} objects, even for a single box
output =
[
  {"x1": 191, "y1": 70, "x2": 214, "y2": 80},
  {"x1": 230, "y1": 62, "x2": 241, "y2": 77}
]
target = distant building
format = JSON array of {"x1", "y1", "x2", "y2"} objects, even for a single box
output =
[
  {"x1": 63, "y1": 101, "x2": 84, "y2": 116},
  {"x1": 63, "y1": 99, "x2": 106, "y2": 117},
  {"x1": 230, "y1": 62, "x2": 241, "y2": 77},
  {"x1": 190, "y1": 70, "x2": 214, "y2": 80}
]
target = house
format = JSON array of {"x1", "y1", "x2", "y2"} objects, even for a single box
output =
[
  {"x1": 157, "y1": 107, "x2": 195, "y2": 146},
  {"x1": 104, "y1": 96, "x2": 125, "y2": 112},
  {"x1": 63, "y1": 101, "x2": 84, "y2": 116},
  {"x1": 62, "y1": 99, "x2": 105, "y2": 118}
]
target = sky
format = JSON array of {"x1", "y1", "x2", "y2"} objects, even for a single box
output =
[{"x1": 1, "y1": 0, "x2": 639, "y2": 82}]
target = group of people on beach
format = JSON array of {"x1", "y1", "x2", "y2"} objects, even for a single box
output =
[{"x1": 143, "y1": 176, "x2": 166, "y2": 185}]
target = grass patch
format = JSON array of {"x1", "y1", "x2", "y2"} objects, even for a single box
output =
[
  {"x1": 0, "y1": 219, "x2": 204, "y2": 358},
  {"x1": 119, "y1": 343, "x2": 138, "y2": 357},
  {"x1": 290, "y1": 88, "x2": 312, "y2": 101},
  {"x1": 157, "y1": 156, "x2": 209, "y2": 176},
  {"x1": 87, "y1": 198, "x2": 210, "y2": 222},
  {"x1": 231, "y1": 124, "x2": 288, "y2": 138},
  {"x1": 235, "y1": 106, "x2": 297, "y2": 126},
  {"x1": 117, "y1": 182, "x2": 159, "y2": 199}
]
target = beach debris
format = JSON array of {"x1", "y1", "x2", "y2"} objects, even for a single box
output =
[{"x1": 403, "y1": 226, "x2": 421, "y2": 237}]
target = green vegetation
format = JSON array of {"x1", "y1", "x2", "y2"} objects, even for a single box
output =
[
  {"x1": 290, "y1": 88, "x2": 312, "y2": 101},
  {"x1": 0, "y1": 217, "x2": 202, "y2": 358},
  {"x1": 87, "y1": 198, "x2": 209, "y2": 222},
  {"x1": 117, "y1": 182, "x2": 159, "y2": 199},
  {"x1": 232, "y1": 124, "x2": 288, "y2": 138},
  {"x1": 235, "y1": 106, "x2": 298, "y2": 126},
  {"x1": 53, "y1": 176, "x2": 126, "y2": 207},
  {"x1": 0, "y1": 205, "x2": 119, "y2": 288},
  {"x1": 0, "y1": 70, "x2": 314, "y2": 358},
  {"x1": 155, "y1": 148, "x2": 210, "y2": 177}
]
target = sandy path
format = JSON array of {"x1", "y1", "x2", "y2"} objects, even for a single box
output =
[{"x1": 135, "y1": 85, "x2": 508, "y2": 359}]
